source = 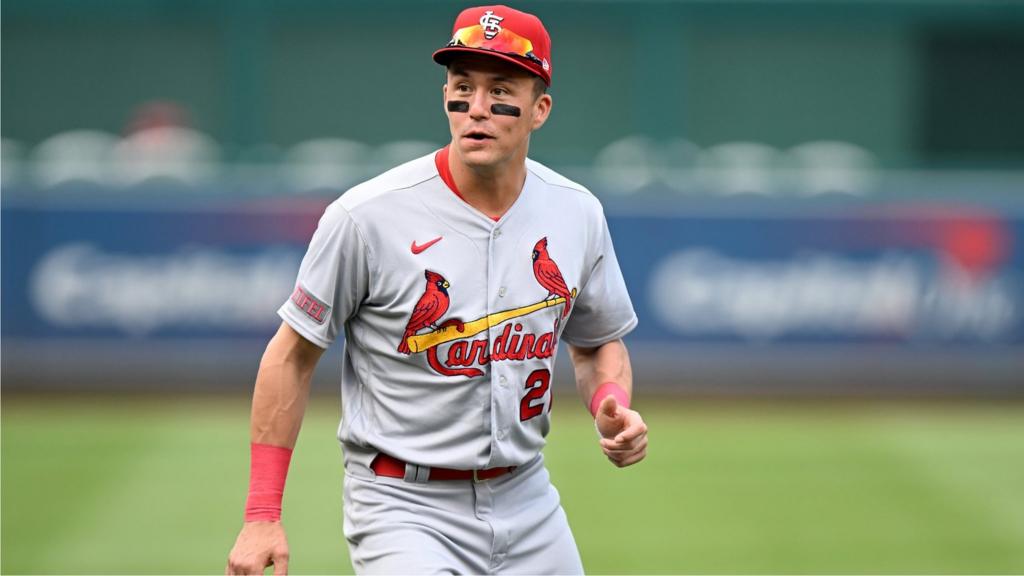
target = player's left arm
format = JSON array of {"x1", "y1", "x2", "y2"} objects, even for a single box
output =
[{"x1": 568, "y1": 339, "x2": 648, "y2": 467}]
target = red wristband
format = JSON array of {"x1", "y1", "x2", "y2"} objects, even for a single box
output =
[
  {"x1": 244, "y1": 442, "x2": 293, "y2": 522},
  {"x1": 589, "y1": 382, "x2": 630, "y2": 417}
]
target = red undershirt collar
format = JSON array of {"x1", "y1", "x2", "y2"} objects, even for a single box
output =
[{"x1": 435, "y1": 145, "x2": 501, "y2": 222}]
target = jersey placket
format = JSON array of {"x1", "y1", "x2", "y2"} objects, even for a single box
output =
[
  {"x1": 485, "y1": 221, "x2": 516, "y2": 468},
  {"x1": 479, "y1": 221, "x2": 514, "y2": 574}
]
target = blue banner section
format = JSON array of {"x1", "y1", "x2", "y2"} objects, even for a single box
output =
[
  {"x1": 608, "y1": 207, "x2": 1023, "y2": 345},
  {"x1": 3, "y1": 196, "x2": 1022, "y2": 347},
  {"x1": 1, "y1": 199, "x2": 323, "y2": 339}
]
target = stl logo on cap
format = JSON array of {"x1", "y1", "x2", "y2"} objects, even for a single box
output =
[
  {"x1": 480, "y1": 10, "x2": 504, "y2": 40},
  {"x1": 433, "y1": 4, "x2": 554, "y2": 86}
]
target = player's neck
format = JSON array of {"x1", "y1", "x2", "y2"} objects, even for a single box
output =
[{"x1": 449, "y1": 148, "x2": 528, "y2": 220}]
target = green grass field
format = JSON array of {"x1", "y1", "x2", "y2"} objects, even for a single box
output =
[{"x1": 3, "y1": 394, "x2": 1024, "y2": 574}]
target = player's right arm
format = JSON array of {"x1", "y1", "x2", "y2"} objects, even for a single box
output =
[
  {"x1": 226, "y1": 322, "x2": 325, "y2": 576},
  {"x1": 227, "y1": 198, "x2": 366, "y2": 575}
]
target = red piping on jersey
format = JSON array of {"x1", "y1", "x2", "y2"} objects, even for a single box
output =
[{"x1": 435, "y1": 145, "x2": 501, "y2": 222}]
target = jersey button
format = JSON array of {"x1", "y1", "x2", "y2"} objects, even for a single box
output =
[
  {"x1": 498, "y1": 287, "x2": 507, "y2": 298},
  {"x1": 499, "y1": 375, "x2": 508, "y2": 387},
  {"x1": 497, "y1": 429, "x2": 507, "y2": 440},
  {"x1": 493, "y1": 229, "x2": 502, "y2": 238}
]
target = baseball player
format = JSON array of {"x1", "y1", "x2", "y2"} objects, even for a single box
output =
[{"x1": 226, "y1": 5, "x2": 647, "y2": 574}]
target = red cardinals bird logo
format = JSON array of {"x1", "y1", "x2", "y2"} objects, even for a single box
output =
[
  {"x1": 398, "y1": 270, "x2": 451, "y2": 354},
  {"x1": 532, "y1": 237, "x2": 572, "y2": 318}
]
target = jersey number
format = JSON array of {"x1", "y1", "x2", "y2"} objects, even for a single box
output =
[{"x1": 520, "y1": 369, "x2": 552, "y2": 421}]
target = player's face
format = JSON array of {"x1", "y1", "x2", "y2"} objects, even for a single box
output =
[{"x1": 443, "y1": 55, "x2": 552, "y2": 170}]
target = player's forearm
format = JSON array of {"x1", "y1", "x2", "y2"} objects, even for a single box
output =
[
  {"x1": 240, "y1": 324, "x2": 323, "y2": 525},
  {"x1": 250, "y1": 323, "x2": 324, "y2": 448},
  {"x1": 250, "y1": 361, "x2": 312, "y2": 448},
  {"x1": 568, "y1": 339, "x2": 633, "y2": 408}
]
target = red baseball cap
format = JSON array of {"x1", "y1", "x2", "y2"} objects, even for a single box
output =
[{"x1": 433, "y1": 5, "x2": 552, "y2": 86}]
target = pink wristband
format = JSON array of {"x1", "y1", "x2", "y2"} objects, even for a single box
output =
[
  {"x1": 244, "y1": 442, "x2": 293, "y2": 522},
  {"x1": 589, "y1": 382, "x2": 630, "y2": 417}
]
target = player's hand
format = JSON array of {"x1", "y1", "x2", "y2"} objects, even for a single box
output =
[
  {"x1": 594, "y1": 394, "x2": 648, "y2": 468},
  {"x1": 226, "y1": 521, "x2": 290, "y2": 576}
]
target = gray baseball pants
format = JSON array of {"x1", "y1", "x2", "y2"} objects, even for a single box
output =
[{"x1": 343, "y1": 454, "x2": 585, "y2": 575}]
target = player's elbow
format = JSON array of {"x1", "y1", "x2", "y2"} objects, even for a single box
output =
[{"x1": 261, "y1": 322, "x2": 325, "y2": 373}]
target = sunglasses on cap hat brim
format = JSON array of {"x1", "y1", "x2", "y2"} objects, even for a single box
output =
[{"x1": 444, "y1": 24, "x2": 545, "y2": 68}]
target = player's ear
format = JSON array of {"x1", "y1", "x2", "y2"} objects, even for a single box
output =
[
  {"x1": 531, "y1": 93, "x2": 552, "y2": 131},
  {"x1": 442, "y1": 84, "x2": 449, "y2": 113}
]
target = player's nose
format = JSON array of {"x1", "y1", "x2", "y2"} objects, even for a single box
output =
[{"x1": 468, "y1": 92, "x2": 491, "y2": 120}]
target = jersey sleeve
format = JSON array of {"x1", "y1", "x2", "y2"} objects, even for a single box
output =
[
  {"x1": 278, "y1": 201, "x2": 371, "y2": 349},
  {"x1": 561, "y1": 210, "x2": 638, "y2": 347}
]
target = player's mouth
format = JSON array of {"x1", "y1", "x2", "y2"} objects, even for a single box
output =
[{"x1": 463, "y1": 130, "x2": 495, "y2": 142}]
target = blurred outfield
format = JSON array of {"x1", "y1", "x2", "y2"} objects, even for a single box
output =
[{"x1": 3, "y1": 393, "x2": 1024, "y2": 574}]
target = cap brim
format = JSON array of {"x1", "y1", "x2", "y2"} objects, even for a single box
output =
[{"x1": 433, "y1": 46, "x2": 550, "y2": 86}]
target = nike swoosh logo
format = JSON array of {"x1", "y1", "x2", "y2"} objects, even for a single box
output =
[{"x1": 411, "y1": 236, "x2": 443, "y2": 254}]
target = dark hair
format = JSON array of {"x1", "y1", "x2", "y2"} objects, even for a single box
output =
[{"x1": 531, "y1": 77, "x2": 548, "y2": 100}]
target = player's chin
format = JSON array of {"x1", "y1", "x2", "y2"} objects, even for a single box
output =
[{"x1": 457, "y1": 144, "x2": 500, "y2": 166}]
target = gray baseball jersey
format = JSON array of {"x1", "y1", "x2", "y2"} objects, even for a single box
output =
[{"x1": 279, "y1": 149, "x2": 637, "y2": 474}]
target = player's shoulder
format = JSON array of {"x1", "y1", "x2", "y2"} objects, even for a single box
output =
[
  {"x1": 336, "y1": 152, "x2": 439, "y2": 212},
  {"x1": 526, "y1": 157, "x2": 590, "y2": 195},
  {"x1": 526, "y1": 157, "x2": 604, "y2": 213}
]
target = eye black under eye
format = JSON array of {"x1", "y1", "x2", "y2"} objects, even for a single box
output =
[{"x1": 490, "y1": 103, "x2": 521, "y2": 117}]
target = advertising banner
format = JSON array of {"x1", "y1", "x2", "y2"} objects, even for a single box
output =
[
  {"x1": 609, "y1": 206, "x2": 1022, "y2": 346},
  {"x1": 4, "y1": 198, "x2": 1022, "y2": 344},
  {"x1": 3, "y1": 193, "x2": 1021, "y2": 392}
]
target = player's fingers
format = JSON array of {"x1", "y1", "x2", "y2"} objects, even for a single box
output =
[
  {"x1": 616, "y1": 448, "x2": 647, "y2": 467},
  {"x1": 601, "y1": 428, "x2": 647, "y2": 451},
  {"x1": 227, "y1": 552, "x2": 271, "y2": 576},
  {"x1": 604, "y1": 442, "x2": 646, "y2": 463},
  {"x1": 603, "y1": 432, "x2": 647, "y2": 451},
  {"x1": 605, "y1": 441, "x2": 648, "y2": 468},
  {"x1": 602, "y1": 436, "x2": 648, "y2": 458},
  {"x1": 613, "y1": 416, "x2": 647, "y2": 444},
  {"x1": 269, "y1": 542, "x2": 290, "y2": 575}
]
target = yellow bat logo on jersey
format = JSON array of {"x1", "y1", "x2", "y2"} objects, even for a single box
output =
[
  {"x1": 405, "y1": 288, "x2": 576, "y2": 353},
  {"x1": 406, "y1": 288, "x2": 575, "y2": 378}
]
